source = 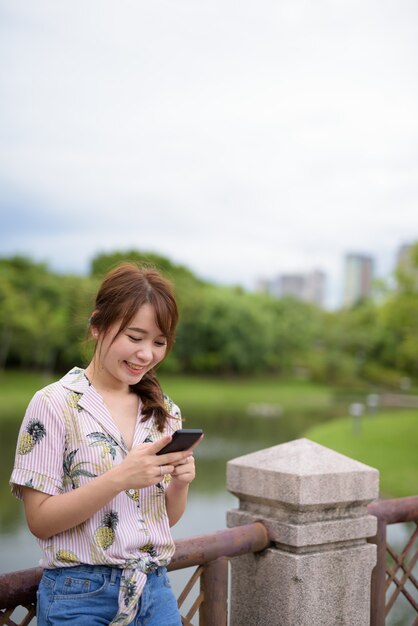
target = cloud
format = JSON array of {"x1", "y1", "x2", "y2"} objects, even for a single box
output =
[{"x1": 1, "y1": 0, "x2": 418, "y2": 307}]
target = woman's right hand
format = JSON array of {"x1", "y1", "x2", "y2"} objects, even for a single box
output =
[
  {"x1": 22, "y1": 436, "x2": 191, "y2": 540},
  {"x1": 113, "y1": 436, "x2": 191, "y2": 490}
]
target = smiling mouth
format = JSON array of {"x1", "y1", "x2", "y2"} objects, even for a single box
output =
[{"x1": 125, "y1": 361, "x2": 146, "y2": 373}]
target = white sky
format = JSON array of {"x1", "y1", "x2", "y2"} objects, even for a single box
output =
[{"x1": 1, "y1": 0, "x2": 417, "y2": 307}]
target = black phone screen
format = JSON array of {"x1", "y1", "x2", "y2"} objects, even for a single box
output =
[{"x1": 156, "y1": 429, "x2": 203, "y2": 455}]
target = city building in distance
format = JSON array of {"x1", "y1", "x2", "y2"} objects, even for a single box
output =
[
  {"x1": 343, "y1": 253, "x2": 374, "y2": 307},
  {"x1": 257, "y1": 269, "x2": 326, "y2": 307}
]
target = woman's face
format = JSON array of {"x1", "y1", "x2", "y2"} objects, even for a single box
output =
[{"x1": 92, "y1": 303, "x2": 168, "y2": 390}]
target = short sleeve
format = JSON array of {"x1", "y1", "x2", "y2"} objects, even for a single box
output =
[{"x1": 10, "y1": 389, "x2": 66, "y2": 500}]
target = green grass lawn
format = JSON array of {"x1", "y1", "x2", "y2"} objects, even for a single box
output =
[
  {"x1": 159, "y1": 373, "x2": 333, "y2": 414},
  {"x1": 305, "y1": 410, "x2": 418, "y2": 498},
  {"x1": 0, "y1": 369, "x2": 334, "y2": 420}
]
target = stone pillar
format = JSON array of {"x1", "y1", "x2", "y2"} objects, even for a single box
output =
[{"x1": 227, "y1": 438, "x2": 379, "y2": 626}]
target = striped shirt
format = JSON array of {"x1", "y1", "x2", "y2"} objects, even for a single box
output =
[{"x1": 10, "y1": 367, "x2": 182, "y2": 625}]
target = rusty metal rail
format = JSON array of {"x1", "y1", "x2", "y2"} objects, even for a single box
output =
[
  {"x1": 0, "y1": 522, "x2": 269, "y2": 626},
  {"x1": 368, "y1": 496, "x2": 418, "y2": 626}
]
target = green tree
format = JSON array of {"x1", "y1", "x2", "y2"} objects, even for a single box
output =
[
  {"x1": 373, "y1": 242, "x2": 418, "y2": 379},
  {"x1": 2, "y1": 246, "x2": 417, "y2": 385},
  {"x1": 0, "y1": 257, "x2": 90, "y2": 372},
  {"x1": 89, "y1": 250, "x2": 206, "y2": 292},
  {"x1": 174, "y1": 287, "x2": 321, "y2": 375}
]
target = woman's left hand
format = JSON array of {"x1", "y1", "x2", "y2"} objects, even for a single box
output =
[
  {"x1": 170, "y1": 455, "x2": 196, "y2": 485},
  {"x1": 165, "y1": 454, "x2": 197, "y2": 526}
]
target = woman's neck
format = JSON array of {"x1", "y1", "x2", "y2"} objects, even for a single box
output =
[{"x1": 84, "y1": 362, "x2": 131, "y2": 396}]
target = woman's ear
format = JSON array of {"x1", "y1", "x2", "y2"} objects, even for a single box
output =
[{"x1": 89, "y1": 311, "x2": 99, "y2": 339}]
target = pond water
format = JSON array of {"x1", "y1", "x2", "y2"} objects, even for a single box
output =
[{"x1": 1, "y1": 406, "x2": 416, "y2": 625}]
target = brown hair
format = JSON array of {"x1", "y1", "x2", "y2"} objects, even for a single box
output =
[{"x1": 90, "y1": 262, "x2": 179, "y2": 431}]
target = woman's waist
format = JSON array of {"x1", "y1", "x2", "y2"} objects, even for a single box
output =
[
  {"x1": 41, "y1": 562, "x2": 169, "y2": 577},
  {"x1": 38, "y1": 537, "x2": 175, "y2": 570}
]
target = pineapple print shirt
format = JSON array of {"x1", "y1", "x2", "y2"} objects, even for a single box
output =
[{"x1": 10, "y1": 367, "x2": 182, "y2": 626}]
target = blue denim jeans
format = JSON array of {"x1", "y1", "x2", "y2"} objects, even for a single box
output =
[{"x1": 36, "y1": 564, "x2": 182, "y2": 626}]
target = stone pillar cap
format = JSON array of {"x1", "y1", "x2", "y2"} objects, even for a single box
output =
[{"x1": 227, "y1": 438, "x2": 379, "y2": 507}]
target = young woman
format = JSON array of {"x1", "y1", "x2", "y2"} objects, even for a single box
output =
[{"x1": 10, "y1": 263, "x2": 201, "y2": 626}]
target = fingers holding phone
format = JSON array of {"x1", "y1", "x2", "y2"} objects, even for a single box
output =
[
  {"x1": 158, "y1": 429, "x2": 203, "y2": 486},
  {"x1": 170, "y1": 454, "x2": 196, "y2": 484}
]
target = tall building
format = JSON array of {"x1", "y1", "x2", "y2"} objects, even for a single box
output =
[
  {"x1": 303, "y1": 270, "x2": 327, "y2": 307},
  {"x1": 343, "y1": 254, "x2": 374, "y2": 307},
  {"x1": 258, "y1": 270, "x2": 326, "y2": 307}
]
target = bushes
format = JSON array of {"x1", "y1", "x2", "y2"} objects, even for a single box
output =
[{"x1": 1, "y1": 248, "x2": 418, "y2": 386}]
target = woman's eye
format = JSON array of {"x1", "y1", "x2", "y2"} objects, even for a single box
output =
[
  {"x1": 128, "y1": 335, "x2": 141, "y2": 342},
  {"x1": 155, "y1": 340, "x2": 167, "y2": 347}
]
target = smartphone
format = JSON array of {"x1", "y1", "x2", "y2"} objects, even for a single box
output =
[{"x1": 156, "y1": 429, "x2": 203, "y2": 455}]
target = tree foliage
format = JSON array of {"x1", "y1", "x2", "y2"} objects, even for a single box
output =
[{"x1": 1, "y1": 246, "x2": 417, "y2": 386}]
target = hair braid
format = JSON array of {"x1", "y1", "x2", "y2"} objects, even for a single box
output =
[{"x1": 131, "y1": 370, "x2": 169, "y2": 432}]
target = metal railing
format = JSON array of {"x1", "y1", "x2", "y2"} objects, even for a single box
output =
[
  {"x1": 2, "y1": 498, "x2": 417, "y2": 626},
  {"x1": 0, "y1": 522, "x2": 269, "y2": 626},
  {"x1": 368, "y1": 496, "x2": 418, "y2": 626}
]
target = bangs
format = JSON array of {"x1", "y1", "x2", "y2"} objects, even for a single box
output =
[
  {"x1": 114, "y1": 276, "x2": 178, "y2": 350},
  {"x1": 150, "y1": 290, "x2": 177, "y2": 347}
]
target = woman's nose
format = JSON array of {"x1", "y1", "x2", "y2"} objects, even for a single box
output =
[{"x1": 136, "y1": 342, "x2": 153, "y2": 362}]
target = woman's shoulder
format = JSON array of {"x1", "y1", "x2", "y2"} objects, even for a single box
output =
[{"x1": 29, "y1": 367, "x2": 89, "y2": 408}]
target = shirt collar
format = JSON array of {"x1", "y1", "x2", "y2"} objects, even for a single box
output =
[
  {"x1": 59, "y1": 367, "x2": 91, "y2": 393},
  {"x1": 59, "y1": 367, "x2": 154, "y2": 450}
]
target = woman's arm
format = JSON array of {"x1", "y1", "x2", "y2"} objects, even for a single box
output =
[
  {"x1": 22, "y1": 437, "x2": 189, "y2": 539},
  {"x1": 22, "y1": 467, "x2": 123, "y2": 539}
]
